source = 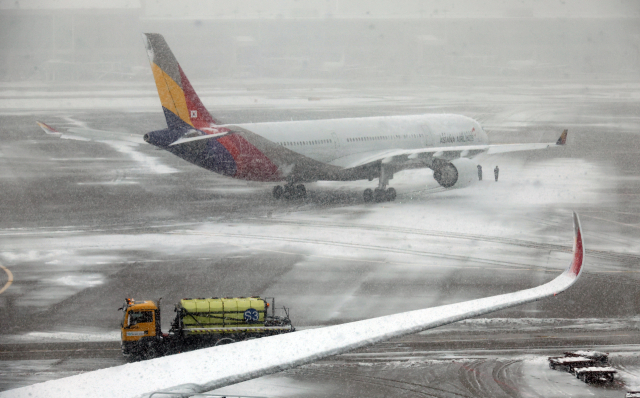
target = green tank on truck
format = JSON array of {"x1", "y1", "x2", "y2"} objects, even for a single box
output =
[{"x1": 119, "y1": 296, "x2": 294, "y2": 359}]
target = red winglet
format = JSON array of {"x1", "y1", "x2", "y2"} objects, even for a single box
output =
[
  {"x1": 36, "y1": 121, "x2": 60, "y2": 134},
  {"x1": 568, "y1": 212, "x2": 584, "y2": 277}
]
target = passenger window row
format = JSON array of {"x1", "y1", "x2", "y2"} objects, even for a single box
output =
[
  {"x1": 346, "y1": 133, "x2": 424, "y2": 143},
  {"x1": 278, "y1": 139, "x2": 332, "y2": 146},
  {"x1": 277, "y1": 133, "x2": 424, "y2": 147}
]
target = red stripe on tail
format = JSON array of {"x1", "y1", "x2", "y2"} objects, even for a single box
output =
[{"x1": 179, "y1": 66, "x2": 219, "y2": 128}]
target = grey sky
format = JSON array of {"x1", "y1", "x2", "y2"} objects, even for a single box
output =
[{"x1": 1, "y1": 0, "x2": 639, "y2": 18}]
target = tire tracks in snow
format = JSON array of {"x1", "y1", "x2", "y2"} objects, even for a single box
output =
[
  {"x1": 244, "y1": 217, "x2": 640, "y2": 266},
  {"x1": 296, "y1": 367, "x2": 474, "y2": 398}
]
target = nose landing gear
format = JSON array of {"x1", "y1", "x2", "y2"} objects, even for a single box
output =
[{"x1": 273, "y1": 183, "x2": 307, "y2": 200}]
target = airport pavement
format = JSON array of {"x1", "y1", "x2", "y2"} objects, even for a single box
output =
[{"x1": 0, "y1": 79, "x2": 639, "y2": 396}]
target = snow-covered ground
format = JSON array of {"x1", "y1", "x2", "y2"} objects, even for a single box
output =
[
  {"x1": 0, "y1": 154, "x2": 616, "y2": 319},
  {"x1": 1, "y1": 80, "x2": 639, "y2": 396}
]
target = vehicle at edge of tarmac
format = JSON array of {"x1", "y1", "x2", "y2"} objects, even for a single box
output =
[
  {"x1": 574, "y1": 366, "x2": 617, "y2": 384},
  {"x1": 119, "y1": 296, "x2": 294, "y2": 359},
  {"x1": 548, "y1": 351, "x2": 617, "y2": 385}
]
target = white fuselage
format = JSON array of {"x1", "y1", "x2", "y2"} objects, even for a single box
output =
[{"x1": 233, "y1": 114, "x2": 488, "y2": 166}]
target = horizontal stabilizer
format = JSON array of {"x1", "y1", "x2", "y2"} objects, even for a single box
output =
[
  {"x1": 168, "y1": 131, "x2": 230, "y2": 146},
  {"x1": 36, "y1": 121, "x2": 145, "y2": 145}
]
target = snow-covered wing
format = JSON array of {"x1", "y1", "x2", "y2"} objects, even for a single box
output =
[
  {"x1": 334, "y1": 130, "x2": 567, "y2": 169},
  {"x1": 37, "y1": 121, "x2": 145, "y2": 145},
  {"x1": 2, "y1": 213, "x2": 584, "y2": 398},
  {"x1": 486, "y1": 142, "x2": 557, "y2": 154},
  {"x1": 331, "y1": 144, "x2": 490, "y2": 168}
]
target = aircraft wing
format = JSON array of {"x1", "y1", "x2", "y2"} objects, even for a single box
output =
[
  {"x1": 334, "y1": 129, "x2": 568, "y2": 169},
  {"x1": 37, "y1": 121, "x2": 145, "y2": 145},
  {"x1": 2, "y1": 213, "x2": 584, "y2": 398}
]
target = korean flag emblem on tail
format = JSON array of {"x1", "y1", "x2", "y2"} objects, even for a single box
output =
[{"x1": 191, "y1": 110, "x2": 198, "y2": 118}]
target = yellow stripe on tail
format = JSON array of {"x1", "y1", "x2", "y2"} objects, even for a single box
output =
[{"x1": 150, "y1": 63, "x2": 193, "y2": 128}]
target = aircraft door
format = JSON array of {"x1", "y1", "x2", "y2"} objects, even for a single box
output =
[
  {"x1": 420, "y1": 124, "x2": 434, "y2": 147},
  {"x1": 331, "y1": 132, "x2": 340, "y2": 149}
]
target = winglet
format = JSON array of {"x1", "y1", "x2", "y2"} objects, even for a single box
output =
[
  {"x1": 567, "y1": 211, "x2": 584, "y2": 278},
  {"x1": 556, "y1": 129, "x2": 568, "y2": 145},
  {"x1": 36, "y1": 121, "x2": 61, "y2": 136}
]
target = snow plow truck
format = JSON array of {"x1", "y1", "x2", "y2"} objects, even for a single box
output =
[{"x1": 119, "y1": 296, "x2": 294, "y2": 358}]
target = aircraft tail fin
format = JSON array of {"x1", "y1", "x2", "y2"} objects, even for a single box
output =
[
  {"x1": 556, "y1": 129, "x2": 568, "y2": 145},
  {"x1": 143, "y1": 33, "x2": 218, "y2": 130}
]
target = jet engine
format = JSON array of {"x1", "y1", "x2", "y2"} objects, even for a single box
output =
[{"x1": 432, "y1": 158, "x2": 478, "y2": 188}]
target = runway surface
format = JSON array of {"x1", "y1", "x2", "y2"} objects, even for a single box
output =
[{"x1": 1, "y1": 78, "x2": 639, "y2": 396}]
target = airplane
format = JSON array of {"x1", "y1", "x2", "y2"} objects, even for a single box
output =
[
  {"x1": 1, "y1": 213, "x2": 585, "y2": 398},
  {"x1": 38, "y1": 33, "x2": 568, "y2": 203}
]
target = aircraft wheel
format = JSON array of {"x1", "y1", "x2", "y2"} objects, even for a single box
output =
[
  {"x1": 374, "y1": 188, "x2": 386, "y2": 203},
  {"x1": 283, "y1": 185, "x2": 295, "y2": 200},
  {"x1": 296, "y1": 184, "x2": 306, "y2": 199},
  {"x1": 386, "y1": 187, "x2": 397, "y2": 201},
  {"x1": 273, "y1": 185, "x2": 283, "y2": 199},
  {"x1": 363, "y1": 188, "x2": 373, "y2": 203}
]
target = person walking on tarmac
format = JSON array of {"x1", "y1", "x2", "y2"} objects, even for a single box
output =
[
  {"x1": 477, "y1": 165, "x2": 482, "y2": 181},
  {"x1": 494, "y1": 166, "x2": 499, "y2": 181}
]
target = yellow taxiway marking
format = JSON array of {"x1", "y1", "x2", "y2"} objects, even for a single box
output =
[{"x1": 0, "y1": 262, "x2": 13, "y2": 295}]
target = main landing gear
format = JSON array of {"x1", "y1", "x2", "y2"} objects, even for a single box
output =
[
  {"x1": 273, "y1": 183, "x2": 307, "y2": 200},
  {"x1": 363, "y1": 164, "x2": 397, "y2": 203},
  {"x1": 363, "y1": 187, "x2": 396, "y2": 203}
]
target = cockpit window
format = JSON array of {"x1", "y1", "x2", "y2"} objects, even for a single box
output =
[{"x1": 127, "y1": 311, "x2": 153, "y2": 327}]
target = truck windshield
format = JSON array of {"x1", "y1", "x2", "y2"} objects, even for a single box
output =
[{"x1": 127, "y1": 311, "x2": 153, "y2": 327}]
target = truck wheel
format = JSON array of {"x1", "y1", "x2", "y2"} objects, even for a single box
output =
[{"x1": 143, "y1": 346, "x2": 157, "y2": 360}]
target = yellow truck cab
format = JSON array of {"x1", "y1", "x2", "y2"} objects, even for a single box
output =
[{"x1": 119, "y1": 299, "x2": 161, "y2": 356}]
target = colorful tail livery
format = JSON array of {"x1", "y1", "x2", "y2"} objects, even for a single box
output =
[
  {"x1": 144, "y1": 33, "x2": 218, "y2": 130},
  {"x1": 556, "y1": 129, "x2": 568, "y2": 145},
  {"x1": 143, "y1": 33, "x2": 290, "y2": 181}
]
